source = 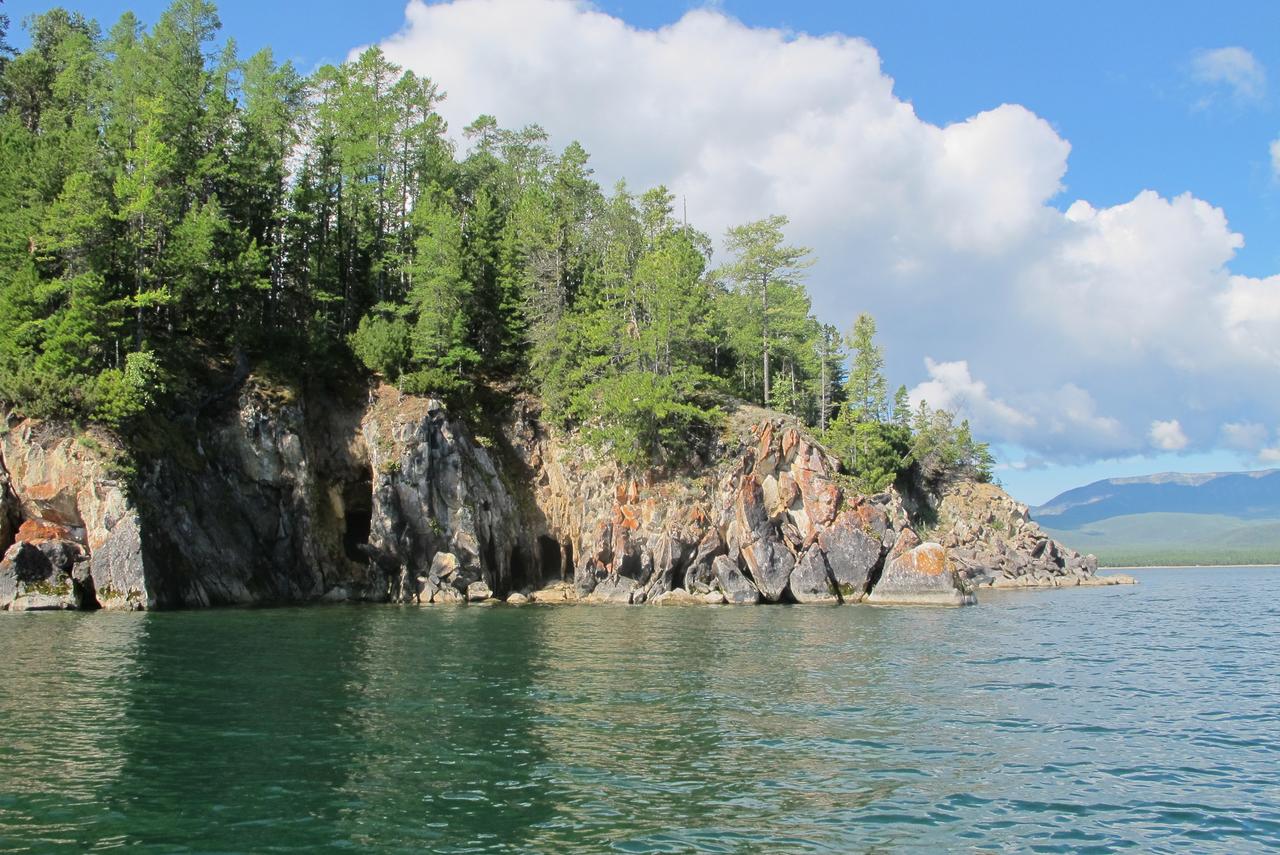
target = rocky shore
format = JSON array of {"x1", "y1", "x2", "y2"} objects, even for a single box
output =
[{"x1": 0, "y1": 381, "x2": 1132, "y2": 612}]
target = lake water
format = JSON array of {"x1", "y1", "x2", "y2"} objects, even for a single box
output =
[{"x1": 1, "y1": 567, "x2": 1278, "y2": 853}]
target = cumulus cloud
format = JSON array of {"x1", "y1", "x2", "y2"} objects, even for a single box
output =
[
  {"x1": 1149, "y1": 419, "x2": 1190, "y2": 451},
  {"x1": 1222, "y1": 422, "x2": 1280, "y2": 465},
  {"x1": 909, "y1": 359, "x2": 1035, "y2": 434},
  {"x1": 368, "y1": 1, "x2": 1280, "y2": 463},
  {"x1": 1191, "y1": 46, "x2": 1266, "y2": 103},
  {"x1": 1221, "y1": 421, "x2": 1269, "y2": 452}
]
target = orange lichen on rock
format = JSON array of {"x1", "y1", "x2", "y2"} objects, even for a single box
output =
[
  {"x1": 15, "y1": 519, "x2": 74, "y2": 544},
  {"x1": 911, "y1": 543, "x2": 949, "y2": 576},
  {"x1": 781, "y1": 427, "x2": 800, "y2": 461}
]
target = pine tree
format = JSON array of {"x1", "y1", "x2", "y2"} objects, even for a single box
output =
[
  {"x1": 719, "y1": 215, "x2": 812, "y2": 408},
  {"x1": 845, "y1": 312, "x2": 887, "y2": 422},
  {"x1": 892, "y1": 384, "x2": 911, "y2": 428}
]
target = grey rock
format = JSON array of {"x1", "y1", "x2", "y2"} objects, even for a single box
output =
[
  {"x1": 587, "y1": 574, "x2": 637, "y2": 604},
  {"x1": 466, "y1": 580, "x2": 493, "y2": 602},
  {"x1": 817, "y1": 515, "x2": 883, "y2": 600},
  {"x1": 9, "y1": 593, "x2": 70, "y2": 611},
  {"x1": 431, "y1": 585, "x2": 464, "y2": 604},
  {"x1": 788, "y1": 545, "x2": 840, "y2": 604},
  {"x1": 650, "y1": 588, "x2": 703, "y2": 606},
  {"x1": 713, "y1": 555, "x2": 759, "y2": 605},
  {"x1": 683, "y1": 528, "x2": 725, "y2": 593}
]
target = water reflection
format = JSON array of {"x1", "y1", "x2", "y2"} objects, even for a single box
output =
[
  {"x1": 98, "y1": 608, "x2": 376, "y2": 851},
  {"x1": 0, "y1": 612, "x2": 143, "y2": 851},
  {"x1": 335, "y1": 606, "x2": 557, "y2": 851}
]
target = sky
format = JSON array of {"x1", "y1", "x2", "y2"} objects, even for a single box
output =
[{"x1": 11, "y1": 0, "x2": 1280, "y2": 505}]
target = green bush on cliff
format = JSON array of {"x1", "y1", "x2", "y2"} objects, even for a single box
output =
[{"x1": 576, "y1": 370, "x2": 721, "y2": 470}]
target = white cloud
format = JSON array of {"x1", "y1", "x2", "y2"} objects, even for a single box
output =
[
  {"x1": 909, "y1": 359, "x2": 1035, "y2": 434},
  {"x1": 1223, "y1": 422, "x2": 1280, "y2": 465},
  {"x1": 368, "y1": 1, "x2": 1280, "y2": 463},
  {"x1": 1149, "y1": 419, "x2": 1190, "y2": 451},
  {"x1": 1191, "y1": 46, "x2": 1266, "y2": 103},
  {"x1": 1221, "y1": 421, "x2": 1269, "y2": 453}
]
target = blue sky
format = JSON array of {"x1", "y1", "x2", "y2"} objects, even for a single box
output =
[{"x1": 11, "y1": 1, "x2": 1280, "y2": 504}]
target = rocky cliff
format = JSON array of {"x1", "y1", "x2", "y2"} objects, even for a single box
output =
[{"x1": 0, "y1": 381, "x2": 1125, "y2": 611}]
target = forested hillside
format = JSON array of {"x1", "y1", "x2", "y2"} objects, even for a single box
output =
[{"x1": 0, "y1": 0, "x2": 991, "y2": 488}]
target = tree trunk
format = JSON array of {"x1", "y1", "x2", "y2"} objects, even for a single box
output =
[{"x1": 761, "y1": 274, "x2": 770, "y2": 407}]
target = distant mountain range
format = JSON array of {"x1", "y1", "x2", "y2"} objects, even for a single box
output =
[{"x1": 1032, "y1": 470, "x2": 1280, "y2": 567}]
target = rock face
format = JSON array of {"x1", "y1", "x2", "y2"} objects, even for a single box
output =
[
  {"x1": 0, "y1": 384, "x2": 1125, "y2": 610},
  {"x1": 933, "y1": 482, "x2": 1125, "y2": 589},
  {"x1": 1, "y1": 419, "x2": 146, "y2": 610}
]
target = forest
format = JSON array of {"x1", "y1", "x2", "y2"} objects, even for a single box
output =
[{"x1": 0, "y1": 1, "x2": 992, "y2": 491}]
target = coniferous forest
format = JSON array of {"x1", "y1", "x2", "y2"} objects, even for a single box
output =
[{"x1": 0, "y1": 1, "x2": 992, "y2": 489}]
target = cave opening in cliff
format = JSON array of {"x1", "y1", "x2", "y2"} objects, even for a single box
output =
[
  {"x1": 509, "y1": 544, "x2": 532, "y2": 592},
  {"x1": 537, "y1": 535, "x2": 561, "y2": 582},
  {"x1": 342, "y1": 470, "x2": 373, "y2": 563}
]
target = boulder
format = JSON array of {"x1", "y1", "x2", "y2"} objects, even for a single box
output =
[
  {"x1": 0, "y1": 541, "x2": 75, "y2": 608},
  {"x1": 416, "y1": 575, "x2": 438, "y2": 604},
  {"x1": 889, "y1": 526, "x2": 921, "y2": 559},
  {"x1": 788, "y1": 545, "x2": 839, "y2": 604},
  {"x1": 9, "y1": 593, "x2": 69, "y2": 611},
  {"x1": 530, "y1": 582, "x2": 579, "y2": 603},
  {"x1": 506, "y1": 591, "x2": 530, "y2": 605},
  {"x1": 587, "y1": 574, "x2": 637, "y2": 604},
  {"x1": 429, "y1": 552, "x2": 463, "y2": 586},
  {"x1": 713, "y1": 555, "x2": 759, "y2": 605},
  {"x1": 466, "y1": 580, "x2": 493, "y2": 602},
  {"x1": 650, "y1": 588, "x2": 703, "y2": 606},
  {"x1": 431, "y1": 585, "x2": 464, "y2": 604},
  {"x1": 866, "y1": 542, "x2": 975, "y2": 606}
]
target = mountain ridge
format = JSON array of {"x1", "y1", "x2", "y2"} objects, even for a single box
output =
[{"x1": 1033, "y1": 469, "x2": 1280, "y2": 528}]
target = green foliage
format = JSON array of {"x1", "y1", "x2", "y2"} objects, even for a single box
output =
[
  {"x1": 717, "y1": 215, "x2": 814, "y2": 410},
  {"x1": 349, "y1": 308, "x2": 410, "y2": 380},
  {"x1": 90, "y1": 350, "x2": 165, "y2": 428},
  {"x1": 824, "y1": 416, "x2": 911, "y2": 494},
  {"x1": 578, "y1": 370, "x2": 721, "y2": 470},
  {"x1": 0, "y1": 0, "x2": 1001, "y2": 481},
  {"x1": 845, "y1": 313, "x2": 886, "y2": 422}
]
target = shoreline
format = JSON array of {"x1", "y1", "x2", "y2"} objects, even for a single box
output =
[{"x1": 1100, "y1": 563, "x2": 1279, "y2": 570}]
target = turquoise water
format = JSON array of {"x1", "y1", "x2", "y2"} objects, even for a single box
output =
[{"x1": 1, "y1": 567, "x2": 1278, "y2": 853}]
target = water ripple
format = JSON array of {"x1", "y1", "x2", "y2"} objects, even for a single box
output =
[{"x1": 0, "y1": 567, "x2": 1278, "y2": 852}]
